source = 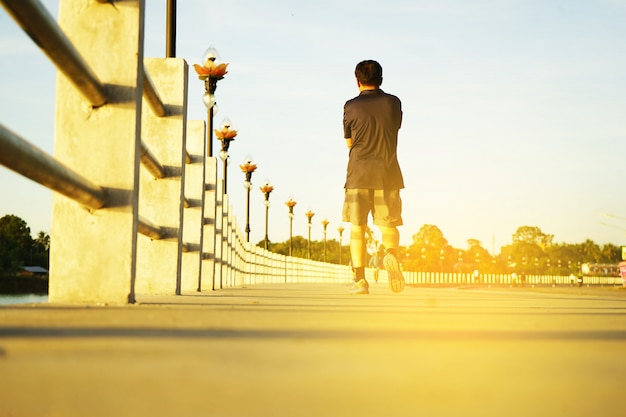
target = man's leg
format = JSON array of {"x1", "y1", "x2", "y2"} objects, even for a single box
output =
[
  {"x1": 350, "y1": 223, "x2": 367, "y2": 282},
  {"x1": 380, "y1": 226, "x2": 400, "y2": 253},
  {"x1": 349, "y1": 224, "x2": 369, "y2": 294},
  {"x1": 350, "y1": 224, "x2": 367, "y2": 271},
  {"x1": 379, "y1": 225, "x2": 405, "y2": 293},
  {"x1": 343, "y1": 189, "x2": 370, "y2": 294}
]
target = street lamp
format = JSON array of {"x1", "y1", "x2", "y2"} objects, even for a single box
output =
[
  {"x1": 194, "y1": 46, "x2": 228, "y2": 157},
  {"x1": 260, "y1": 182, "x2": 274, "y2": 250},
  {"x1": 321, "y1": 219, "x2": 329, "y2": 262},
  {"x1": 215, "y1": 118, "x2": 237, "y2": 194},
  {"x1": 285, "y1": 197, "x2": 297, "y2": 256},
  {"x1": 305, "y1": 210, "x2": 315, "y2": 259},
  {"x1": 337, "y1": 226, "x2": 344, "y2": 265},
  {"x1": 240, "y1": 158, "x2": 257, "y2": 242}
]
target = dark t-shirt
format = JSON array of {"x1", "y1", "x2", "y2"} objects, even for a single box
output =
[{"x1": 343, "y1": 89, "x2": 404, "y2": 190}]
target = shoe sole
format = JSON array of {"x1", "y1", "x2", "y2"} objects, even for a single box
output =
[{"x1": 383, "y1": 254, "x2": 405, "y2": 293}]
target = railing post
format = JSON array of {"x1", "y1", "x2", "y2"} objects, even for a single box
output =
[
  {"x1": 218, "y1": 196, "x2": 230, "y2": 288},
  {"x1": 200, "y1": 158, "x2": 218, "y2": 291},
  {"x1": 49, "y1": 0, "x2": 145, "y2": 304},
  {"x1": 213, "y1": 181, "x2": 224, "y2": 289},
  {"x1": 180, "y1": 120, "x2": 206, "y2": 293},
  {"x1": 226, "y1": 210, "x2": 236, "y2": 286},
  {"x1": 135, "y1": 58, "x2": 188, "y2": 296}
]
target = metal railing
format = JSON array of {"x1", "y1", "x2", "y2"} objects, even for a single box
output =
[
  {"x1": 2, "y1": 0, "x2": 170, "y2": 240},
  {"x1": 0, "y1": 124, "x2": 106, "y2": 210},
  {"x1": 0, "y1": 0, "x2": 358, "y2": 304},
  {"x1": 2, "y1": 0, "x2": 107, "y2": 107}
]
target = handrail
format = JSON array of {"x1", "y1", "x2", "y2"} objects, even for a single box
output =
[
  {"x1": 137, "y1": 215, "x2": 166, "y2": 240},
  {"x1": 142, "y1": 70, "x2": 167, "y2": 117},
  {"x1": 1, "y1": 0, "x2": 170, "y2": 115},
  {"x1": 139, "y1": 140, "x2": 166, "y2": 179},
  {"x1": 1, "y1": 0, "x2": 108, "y2": 107},
  {"x1": 0, "y1": 124, "x2": 106, "y2": 210}
]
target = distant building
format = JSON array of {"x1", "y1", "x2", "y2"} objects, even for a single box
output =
[
  {"x1": 19, "y1": 266, "x2": 49, "y2": 276},
  {"x1": 580, "y1": 263, "x2": 619, "y2": 277}
]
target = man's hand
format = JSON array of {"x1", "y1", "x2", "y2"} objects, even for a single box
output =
[{"x1": 345, "y1": 138, "x2": 353, "y2": 149}]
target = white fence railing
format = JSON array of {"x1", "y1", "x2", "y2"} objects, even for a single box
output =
[{"x1": 403, "y1": 272, "x2": 623, "y2": 287}]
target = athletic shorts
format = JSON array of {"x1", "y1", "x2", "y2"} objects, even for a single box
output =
[{"x1": 342, "y1": 189, "x2": 403, "y2": 227}]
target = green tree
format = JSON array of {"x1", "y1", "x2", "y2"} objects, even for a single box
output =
[
  {"x1": 0, "y1": 214, "x2": 33, "y2": 274},
  {"x1": 265, "y1": 236, "x2": 349, "y2": 265},
  {"x1": 501, "y1": 226, "x2": 553, "y2": 274},
  {"x1": 465, "y1": 239, "x2": 496, "y2": 273},
  {"x1": 31, "y1": 231, "x2": 50, "y2": 269},
  {"x1": 599, "y1": 243, "x2": 621, "y2": 264},
  {"x1": 405, "y1": 224, "x2": 453, "y2": 272},
  {"x1": 574, "y1": 239, "x2": 601, "y2": 264},
  {"x1": 544, "y1": 243, "x2": 579, "y2": 275},
  {"x1": 512, "y1": 226, "x2": 554, "y2": 248}
]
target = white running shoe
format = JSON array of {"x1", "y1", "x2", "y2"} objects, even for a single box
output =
[
  {"x1": 383, "y1": 252, "x2": 405, "y2": 293},
  {"x1": 349, "y1": 279, "x2": 369, "y2": 295}
]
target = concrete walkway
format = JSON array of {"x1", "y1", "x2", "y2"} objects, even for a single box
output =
[{"x1": 1, "y1": 283, "x2": 625, "y2": 417}]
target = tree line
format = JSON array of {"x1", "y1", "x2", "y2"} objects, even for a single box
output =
[
  {"x1": 0, "y1": 215, "x2": 49, "y2": 276},
  {"x1": 400, "y1": 224, "x2": 623, "y2": 275},
  {"x1": 266, "y1": 224, "x2": 624, "y2": 276},
  {"x1": 2, "y1": 214, "x2": 623, "y2": 277}
]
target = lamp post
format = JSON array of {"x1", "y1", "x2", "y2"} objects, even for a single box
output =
[
  {"x1": 215, "y1": 118, "x2": 237, "y2": 194},
  {"x1": 166, "y1": 0, "x2": 176, "y2": 57},
  {"x1": 194, "y1": 46, "x2": 228, "y2": 157},
  {"x1": 337, "y1": 226, "x2": 344, "y2": 265},
  {"x1": 305, "y1": 210, "x2": 315, "y2": 259},
  {"x1": 260, "y1": 182, "x2": 274, "y2": 250},
  {"x1": 285, "y1": 197, "x2": 297, "y2": 256},
  {"x1": 240, "y1": 158, "x2": 257, "y2": 242},
  {"x1": 321, "y1": 219, "x2": 329, "y2": 262}
]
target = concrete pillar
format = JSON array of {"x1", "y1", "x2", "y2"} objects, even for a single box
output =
[
  {"x1": 200, "y1": 158, "x2": 217, "y2": 291},
  {"x1": 135, "y1": 58, "x2": 188, "y2": 296},
  {"x1": 49, "y1": 0, "x2": 145, "y2": 304},
  {"x1": 180, "y1": 120, "x2": 206, "y2": 293}
]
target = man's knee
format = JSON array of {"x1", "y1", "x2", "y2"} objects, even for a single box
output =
[
  {"x1": 351, "y1": 224, "x2": 366, "y2": 238},
  {"x1": 379, "y1": 225, "x2": 398, "y2": 236}
]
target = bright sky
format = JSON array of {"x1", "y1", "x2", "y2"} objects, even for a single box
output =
[{"x1": 1, "y1": 0, "x2": 626, "y2": 253}]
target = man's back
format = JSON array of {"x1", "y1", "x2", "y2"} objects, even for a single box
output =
[{"x1": 343, "y1": 89, "x2": 403, "y2": 190}]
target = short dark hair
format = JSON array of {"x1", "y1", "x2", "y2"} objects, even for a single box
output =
[{"x1": 355, "y1": 60, "x2": 383, "y2": 87}]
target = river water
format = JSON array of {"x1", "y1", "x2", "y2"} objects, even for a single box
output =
[{"x1": 0, "y1": 294, "x2": 48, "y2": 306}]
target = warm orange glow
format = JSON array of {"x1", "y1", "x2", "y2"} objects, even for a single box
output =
[
  {"x1": 305, "y1": 210, "x2": 315, "y2": 220},
  {"x1": 285, "y1": 199, "x2": 297, "y2": 208},
  {"x1": 214, "y1": 127, "x2": 238, "y2": 140},
  {"x1": 240, "y1": 161, "x2": 257, "y2": 173},
  {"x1": 260, "y1": 184, "x2": 274, "y2": 193},
  {"x1": 193, "y1": 61, "x2": 229, "y2": 80}
]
